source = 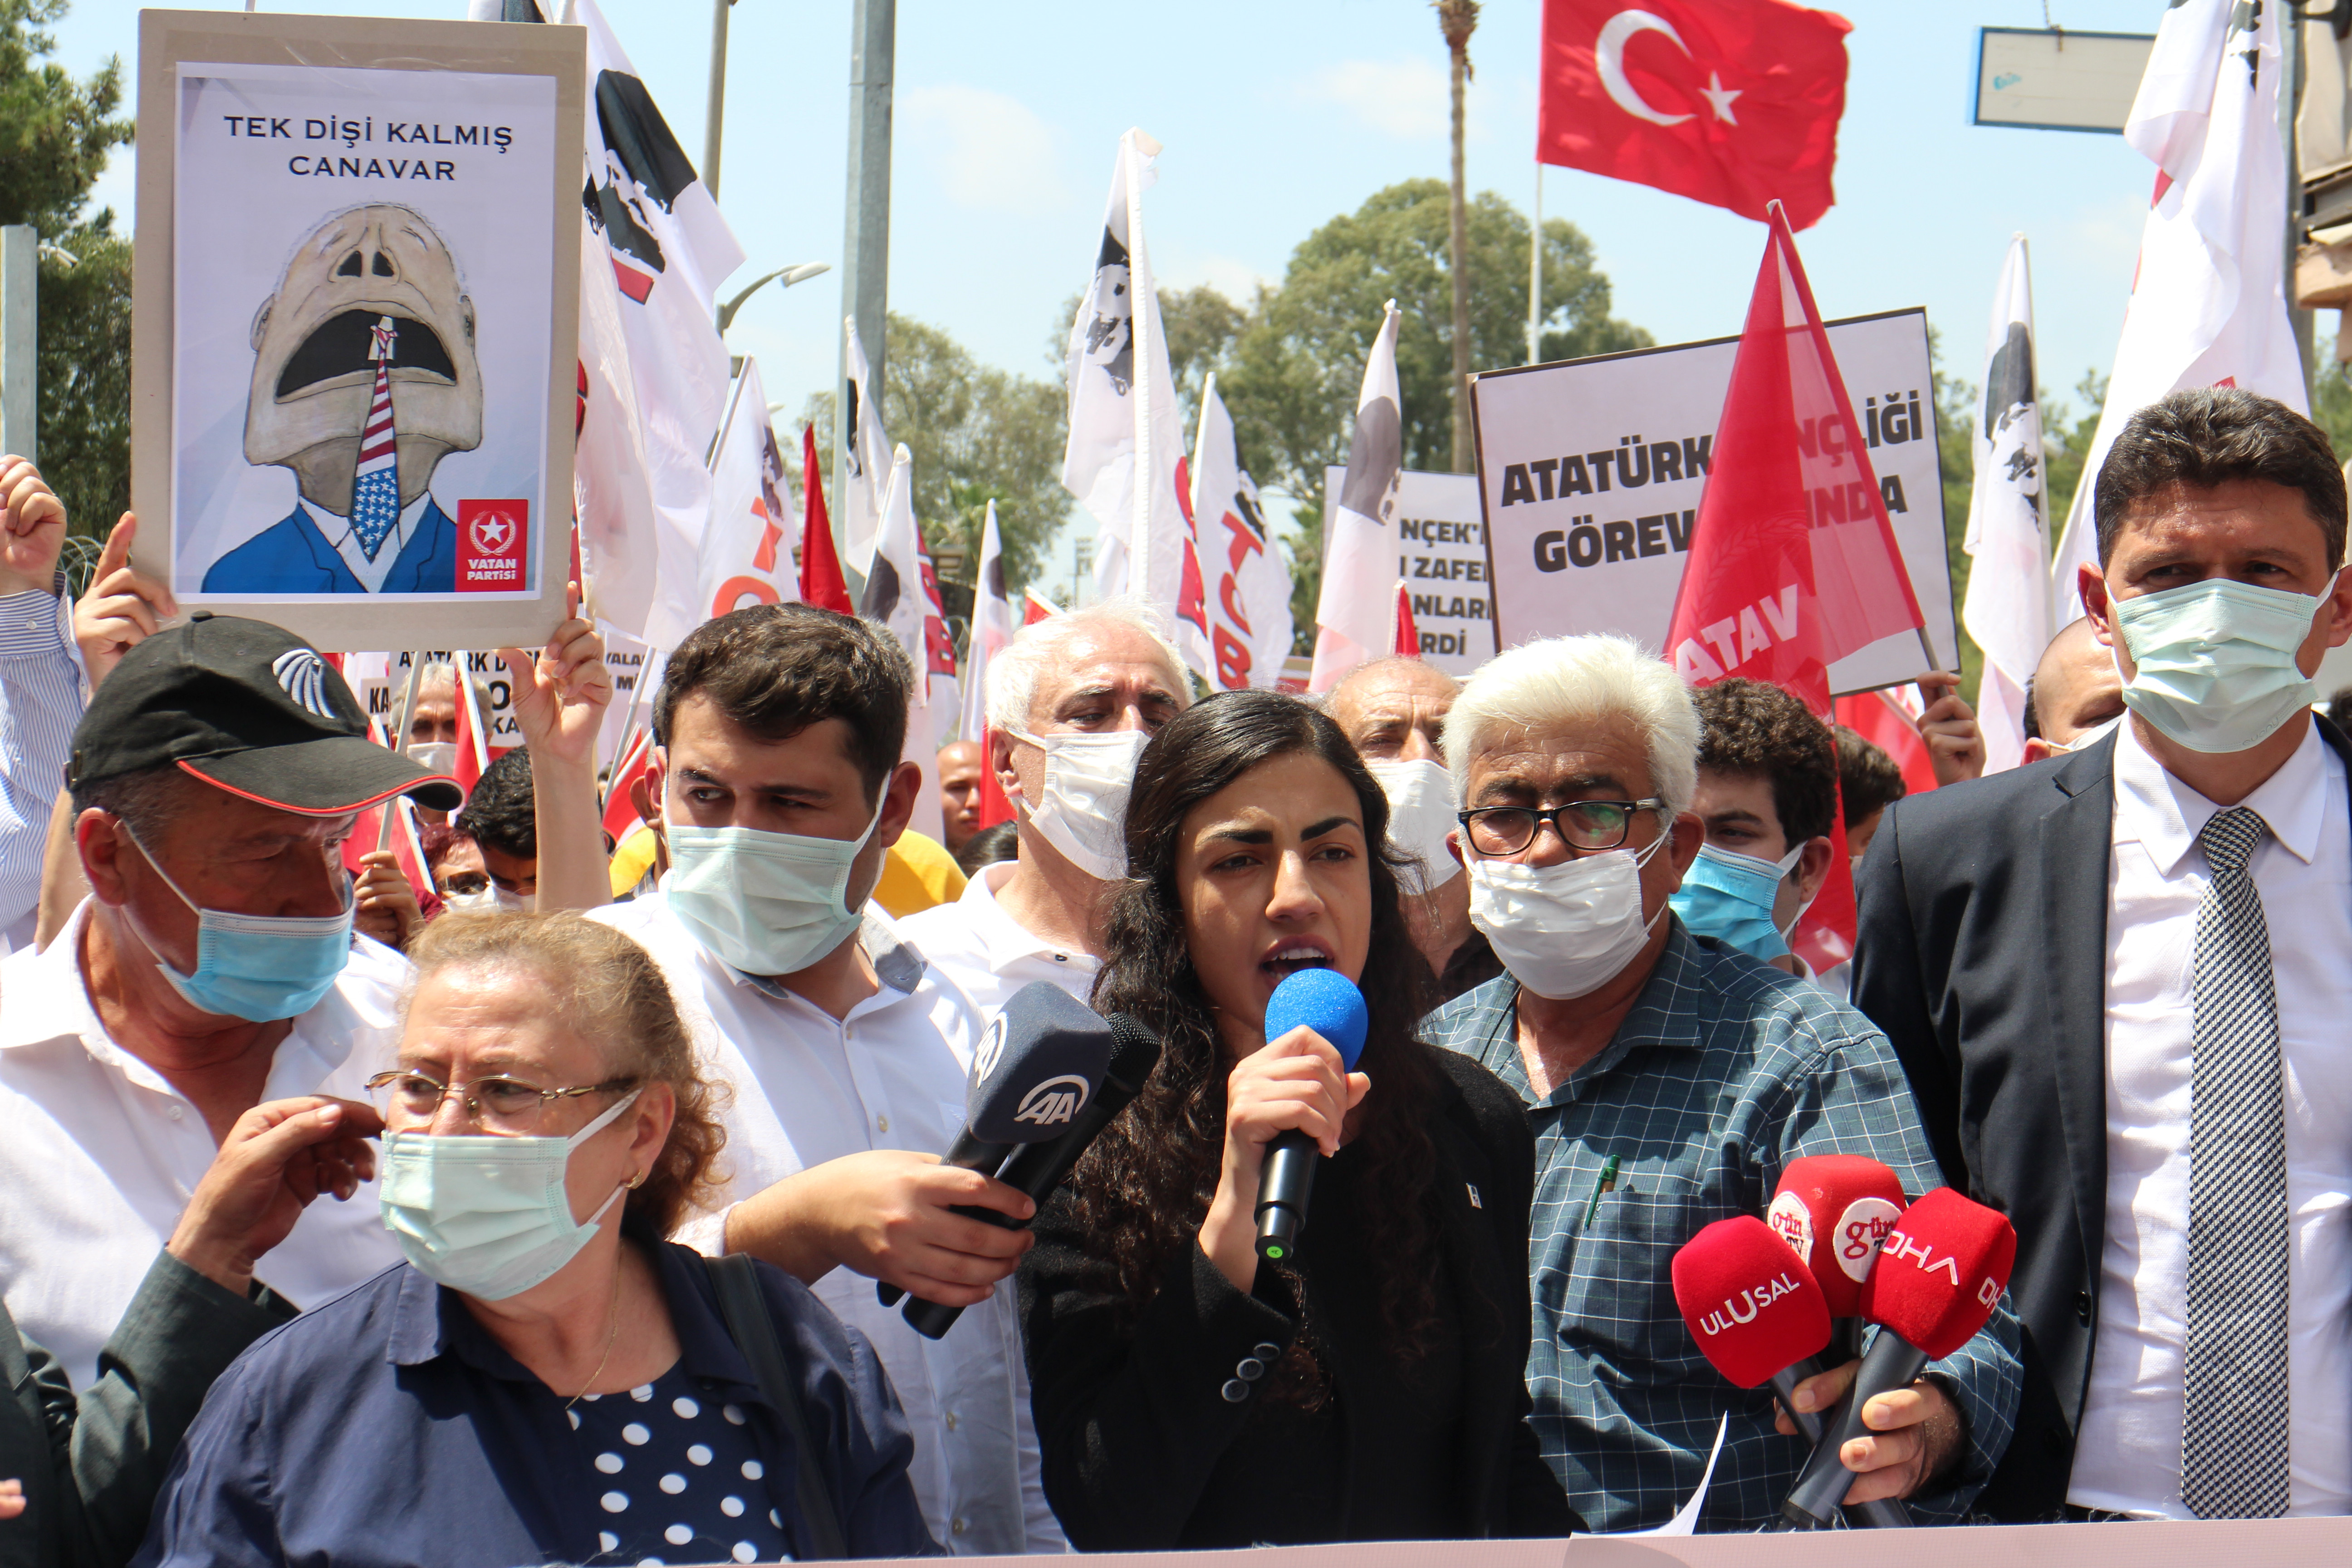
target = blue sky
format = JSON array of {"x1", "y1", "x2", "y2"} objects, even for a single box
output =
[{"x1": 53, "y1": 0, "x2": 2171, "y2": 575}]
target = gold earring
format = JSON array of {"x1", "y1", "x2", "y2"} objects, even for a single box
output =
[{"x1": 627, "y1": 1170, "x2": 647, "y2": 1190}]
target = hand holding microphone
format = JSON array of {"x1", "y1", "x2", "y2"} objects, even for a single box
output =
[
  {"x1": 1245, "y1": 969, "x2": 1370, "y2": 1263},
  {"x1": 1780, "y1": 1188, "x2": 2016, "y2": 1528}
]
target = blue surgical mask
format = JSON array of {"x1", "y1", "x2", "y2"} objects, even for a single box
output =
[
  {"x1": 123, "y1": 826, "x2": 354, "y2": 1022},
  {"x1": 380, "y1": 1089, "x2": 642, "y2": 1301},
  {"x1": 1670, "y1": 841, "x2": 1805, "y2": 962},
  {"x1": 2113, "y1": 573, "x2": 2339, "y2": 755},
  {"x1": 663, "y1": 796, "x2": 885, "y2": 975}
]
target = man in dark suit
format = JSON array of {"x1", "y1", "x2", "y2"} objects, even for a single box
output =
[
  {"x1": 201, "y1": 498, "x2": 458, "y2": 593},
  {"x1": 1854, "y1": 387, "x2": 2352, "y2": 1522}
]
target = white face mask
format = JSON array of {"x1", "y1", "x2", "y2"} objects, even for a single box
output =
[
  {"x1": 662, "y1": 796, "x2": 885, "y2": 975},
  {"x1": 1466, "y1": 832, "x2": 1670, "y2": 1000},
  {"x1": 1364, "y1": 758, "x2": 1462, "y2": 894},
  {"x1": 1010, "y1": 728, "x2": 1149, "y2": 882},
  {"x1": 408, "y1": 740, "x2": 458, "y2": 776},
  {"x1": 441, "y1": 886, "x2": 497, "y2": 913}
]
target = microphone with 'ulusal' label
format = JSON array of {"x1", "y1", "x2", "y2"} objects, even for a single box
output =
[
  {"x1": 1768, "y1": 1155, "x2": 1907, "y2": 1365},
  {"x1": 1673, "y1": 1216, "x2": 1914, "y2": 1529},
  {"x1": 898, "y1": 1009, "x2": 1164, "y2": 1341},
  {"x1": 877, "y1": 981, "x2": 1111, "y2": 1312},
  {"x1": 1780, "y1": 1188, "x2": 2017, "y2": 1529},
  {"x1": 1252, "y1": 967, "x2": 1369, "y2": 1262}
]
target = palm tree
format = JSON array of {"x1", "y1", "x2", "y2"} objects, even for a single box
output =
[{"x1": 1436, "y1": 0, "x2": 1480, "y2": 474}]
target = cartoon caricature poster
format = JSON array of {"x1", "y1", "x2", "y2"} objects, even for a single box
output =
[{"x1": 167, "y1": 54, "x2": 561, "y2": 615}]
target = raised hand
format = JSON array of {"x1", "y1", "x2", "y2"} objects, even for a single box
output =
[
  {"x1": 74, "y1": 513, "x2": 179, "y2": 688},
  {"x1": 0, "y1": 456, "x2": 68, "y2": 598},
  {"x1": 1914, "y1": 671, "x2": 1984, "y2": 787},
  {"x1": 497, "y1": 581, "x2": 611, "y2": 770},
  {"x1": 353, "y1": 849, "x2": 422, "y2": 951}
]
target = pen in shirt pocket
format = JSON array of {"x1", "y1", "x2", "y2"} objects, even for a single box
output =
[{"x1": 1582, "y1": 1154, "x2": 1620, "y2": 1228}]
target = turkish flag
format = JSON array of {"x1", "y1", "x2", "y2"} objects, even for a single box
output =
[
  {"x1": 1539, "y1": 0, "x2": 1850, "y2": 230},
  {"x1": 799, "y1": 423, "x2": 853, "y2": 615},
  {"x1": 1392, "y1": 581, "x2": 1420, "y2": 658},
  {"x1": 1665, "y1": 204, "x2": 1922, "y2": 964}
]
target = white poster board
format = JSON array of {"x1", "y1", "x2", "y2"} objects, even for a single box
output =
[
  {"x1": 134, "y1": 12, "x2": 584, "y2": 651},
  {"x1": 1319, "y1": 469, "x2": 1497, "y2": 678},
  {"x1": 1468, "y1": 309, "x2": 1958, "y2": 696}
]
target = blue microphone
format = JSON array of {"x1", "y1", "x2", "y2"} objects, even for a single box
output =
[{"x1": 1253, "y1": 968, "x2": 1368, "y2": 1261}]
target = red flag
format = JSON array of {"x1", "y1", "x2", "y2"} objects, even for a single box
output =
[
  {"x1": 1392, "y1": 581, "x2": 1420, "y2": 658},
  {"x1": 602, "y1": 725, "x2": 655, "y2": 844},
  {"x1": 1664, "y1": 204, "x2": 1922, "y2": 964},
  {"x1": 799, "y1": 423, "x2": 853, "y2": 615},
  {"x1": 1834, "y1": 688, "x2": 1940, "y2": 798},
  {"x1": 1538, "y1": 0, "x2": 1850, "y2": 230},
  {"x1": 975, "y1": 727, "x2": 1017, "y2": 831},
  {"x1": 452, "y1": 659, "x2": 490, "y2": 797},
  {"x1": 1023, "y1": 589, "x2": 1061, "y2": 626}
]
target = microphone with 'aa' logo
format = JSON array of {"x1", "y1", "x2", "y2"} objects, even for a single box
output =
[{"x1": 878, "y1": 982, "x2": 1111, "y2": 1311}]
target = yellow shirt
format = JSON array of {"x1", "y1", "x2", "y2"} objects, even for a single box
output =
[
  {"x1": 607, "y1": 820, "x2": 661, "y2": 899},
  {"x1": 872, "y1": 829, "x2": 967, "y2": 918}
]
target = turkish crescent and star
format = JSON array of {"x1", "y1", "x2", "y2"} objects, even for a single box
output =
[{"x1": 1595, "y1": 10, "x2": 1743, "y2": 127}]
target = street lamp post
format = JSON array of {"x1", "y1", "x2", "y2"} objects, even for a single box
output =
[{"x1": 704, "y1": 0, "x2": 733, "y2": 200}]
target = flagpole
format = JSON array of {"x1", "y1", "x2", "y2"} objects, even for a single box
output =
[
  {"x1": 378, "y1": 654, "x2": 426, "y2": 853},
  {"x1": 703, "y1": 0, "x2": 730, "y2": 201},
  {"x1": 1527, "y1": 165, "x2": 1543, "y2": 365}
]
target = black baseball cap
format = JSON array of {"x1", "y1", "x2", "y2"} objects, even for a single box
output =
[{"x1": 68, "y1": 613, "x2": 463, "y2": 814}]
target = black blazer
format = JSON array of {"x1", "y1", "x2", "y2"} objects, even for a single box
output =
[
  {"x1": 1016, "y1": 1046, "x2": 1579, "y2": 1549},
  {"x1": 1849, "y1": 716, "x2": 2352, "y2": 1520}
]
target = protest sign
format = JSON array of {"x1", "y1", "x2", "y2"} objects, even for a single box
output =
[
  {"x1": 132, "y1": 12, "x2": 584, "y2": 651},
  {"x1": 1319, "y1": 469, "x2": 1497, "y2": 679},
  {"x1": 1469, "y1": 308, "x2": 1957, "y2": 695},
  {"x1": 351, "y1": 650, "x2": 523, "y2": 755}
]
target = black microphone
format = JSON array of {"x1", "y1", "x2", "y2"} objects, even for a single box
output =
[
  {"x1": 877, "y1": 982, "x2": 1112, "y2": 1310},
  {"x1": 1252, "y1": 968, "x2": 1369, "y2": 1263},
  {"x1": 898, "y1": 1011, "x2": 1164, "y2": 1340}
]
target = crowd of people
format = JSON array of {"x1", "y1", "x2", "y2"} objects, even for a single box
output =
[{"x1": 0, "y1": 381, "x2": 2345, "y2": 1562}]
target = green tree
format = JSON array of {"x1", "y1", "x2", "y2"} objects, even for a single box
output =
[
  {"x1": 1213, "y1": 179, "x2": 1648, "y2": 645},
  {"x1": 804, "y1": 311, "x2": 1069, "y2": 598},
  {"x1": 1930, "y1": 334, "x2": 1981, "y2": 702},
  {"x1": 2, "y1": 0, "x2": 132, "y2": 550}
]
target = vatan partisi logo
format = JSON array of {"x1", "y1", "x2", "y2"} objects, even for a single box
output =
[
  {"x1": 1013, "y1": 1074, "x2": 1091, "y2": 1129},
  {"x1": 271, "y1": 649, "x2": 336, "y2": 719},
  {"x1": 469, "y1": 509, "x2": 519, "y2": 558}
]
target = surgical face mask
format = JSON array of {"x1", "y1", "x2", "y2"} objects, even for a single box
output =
[
  {"x1": 441, "y1": 886, "x2": 497, "y2": 913},
  {"x1": 1466, "y1": 832, "x2": 1669, "y2": 1001},
  {"x1": 2047, "y1": 715, "x2": 2123, "y2": 756},
  {"x1": 2112, "y1": 573, "x2": 2338, "y2": 754},
  {"x1": 1669, "y1": 841, "x2": 1805, "y2": 962},
  {"x1": 663, "y1": 795, "x2": 884, "y2": 975},
  {"x1": 1365, "y1": 758, "x2": 1462, "y2": 894},
  {"x1": 1011, "y1": 728, "x2": 1149, "y2": 882},
  {"x1": 408, "y1": 740, "x2": 458, "y2": 776},
  {"x1": 380, "y1": 1089, "x2": 642, "y2": 1301},
  {"x1": 123, "y1": 827, "x2": 354, "y2": 1023}
]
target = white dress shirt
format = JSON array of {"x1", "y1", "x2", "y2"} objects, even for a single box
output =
[
  {"x1": 0, "y1": 575, "x2": 88, "y2": 947},
  {"x1": 2069, "y1": 718, "x2": 2352, "y2": 1517},
  {"x1": 895, "y1": 861, "x2": 1100, "y2": 1020},
  {"x1": 0, "y1": 899, "x2": 408, "y2": 1387},
  {"x1": 591, "y1": 894, "x2": 1068, "y2": 1556}
]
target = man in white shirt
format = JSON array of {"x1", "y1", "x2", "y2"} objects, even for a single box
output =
[
  {"x1": 1853, "y1": 387, "x2": 2352, "y2": 1520},
  {"x1": 592, "y1": 602, "x2": 1066, "y2": 1555},
  {"x1": 898, "y1": 602, "x2": 1190, "y2": 1018},
  {"x1": 0, "y1": 613, "x2": 462, "y2": 1385},
  {"x1": 1318, "y1": 656, "x2": 1473, "y2": 981}
]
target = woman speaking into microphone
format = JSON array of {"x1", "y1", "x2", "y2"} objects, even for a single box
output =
[{"x1": 1017, "y1": 689, "x2": 1577, "y2": 1549}]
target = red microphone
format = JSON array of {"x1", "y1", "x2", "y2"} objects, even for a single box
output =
[
  {"x1": 1769, "y1": 1155, "x2": 1906, "y2": 1362},
  {"x1": 1674, "y1": 1218, "x2": 1915, "y2": 1529},
  {"x1": 1780, "y1": 1188, "x2": 2016, "y2": 1529}
]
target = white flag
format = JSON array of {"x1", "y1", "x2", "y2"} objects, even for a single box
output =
[
  {"x1": 1962, "y1": 237, "x2": 2049, "y2": 776},
  {"x1": 2049, "y1": 0, "x2": 2304, "y2": 618},
  {"x1": 1308, "y1": 300, "x2": 1404, "y2": 691},
  {"x1": 699, "y1": 358, "x2": 802, "y2": 622},
  {"x1": 960, "y1": 500, "x2": 1014, "y2": 746},
  {"x1": 858, "y1": 446, "x2": 955, "y2": 847},
  {"x1": 1189, "y1": 374, "x2": 1295, "y2": 689},
  {"x1": 561, "y1": 0, "x2": 745, "y2": 647},
  {"x1": 840, "y1": 318, "x2": 894, "y2": 576},
  {"x1": 1062, "y1": 130, "x2": 1188, "y2": 617}
]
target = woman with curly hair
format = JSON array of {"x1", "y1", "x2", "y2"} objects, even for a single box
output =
[
  {"x1": 1017, "y1": 689, "x2": 1578, "y2": 1549},
  {"x1": 135, "y1": 913, "x2": 938, "y2": 1567}
]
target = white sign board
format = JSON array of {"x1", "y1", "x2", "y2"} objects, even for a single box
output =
[
  {"x1": 1468, "y1": 309, "x2": 1957, "y2": 696},
  {"x1": 1319, "y1": 469, "x2": 1496, "y2": 677},
  {"x1": 1973, "y1": 28, "x2": 2154, "y2": 136}
]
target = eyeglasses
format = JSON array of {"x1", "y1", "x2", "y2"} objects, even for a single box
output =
[
  {"x1": 364, "y1": 1070, "x2": 637, "y2": 1136},
  {"x1": 1456, "y1": 798, "x2": 1665, "y2": 857}
]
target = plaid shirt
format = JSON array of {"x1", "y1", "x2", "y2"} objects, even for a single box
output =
[{"x1": 1424, "y1": 922, "x2": 2022, "y2": 1533}]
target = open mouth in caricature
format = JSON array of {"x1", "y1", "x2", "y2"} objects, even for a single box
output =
[{"x1": 274, "y1": 308, "x2": 457, "y2": 401}]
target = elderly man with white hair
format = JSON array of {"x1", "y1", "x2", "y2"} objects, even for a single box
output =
[
  {"x1": 1420, "y1": 634, "x2": 2021, "y2": 1534},
  {"x1": 900, "y1": 600, "x2": 1190, "y2": 1015}
]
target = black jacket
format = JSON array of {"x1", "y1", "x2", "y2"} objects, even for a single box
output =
[
  {"x1": 1849, "y1": 717, "x2": 2352, "y2": 1519},
  {"x1": 1017, "y1": 1046, "x2": 1579, "y2": 1549},
  {"x1": 0, "y1": 1253, "x2": 292, "y2": 1568}
]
